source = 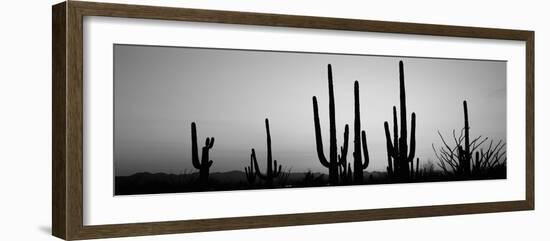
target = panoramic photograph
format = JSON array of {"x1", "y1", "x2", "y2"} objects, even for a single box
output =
[{"x1": 113, "y1": 44, "x2": 507, "y2": 195}]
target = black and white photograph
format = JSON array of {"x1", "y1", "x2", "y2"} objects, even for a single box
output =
[
  {"x1": 113, "y1": 44, "x2": 507, "y2": 195},
  {"x1": 1, "y1": 0, "x2": 542, "y2": 240}
]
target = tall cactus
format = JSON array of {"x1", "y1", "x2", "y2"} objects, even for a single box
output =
[
  {"x1": 352, "y1": 81, "x2": 370, "y2": 184},
  {"x1": 191, "y1": 122, "x2": 215, "y2": 185},
  {"x1": 251, "y1": 118, "x2": 282, "y2": 187},
  {"x1": 384, "y1": 61, "x2": 416, "y2": 180},
  {"x1": 458, "y1": 100, "x2": 472, "y2": 176},
  {"x1": 312, "y1": 64, "x2": 349, "y2": 185}
]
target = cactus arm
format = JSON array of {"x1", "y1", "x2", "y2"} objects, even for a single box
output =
[
  {"x1": 339, "y1": 124, "x2": 349, "y2": 165},
  {"x1": 384, "y1": 122, "x2": 396, "y2": 158},
  {"x1": 248, "y1": 155, "x2": 254, "y2": 178},
  {"x1": 251, "y1": 149, "x2": 267, "y2": 179},
  {"x1": 385, "y1": 132, "x2": 394, "y2": 176},
  {"x1": 245, "y1": 152, "x2": 256, "y2": 183},
  {"x1": 361, "y1": 130, "x2": 369, "y2": 169},
  {"x1": 208, "y1": 137, "x2": 215, "y2": 149},
  {"x1": 343, "y1": 124, "x2": 349, "y2": 158},
  {"x1": 415, "y1": 158, "x2": 420, "y2": 177},
  {"x1": 200, "y1": 145, "x2": 209, "y2": 166},
  {"x1": 392, "y1": 106, "x2": 399, "y2": 155},
  {"x1": 249, "y1": 151, "x2": 254, "y2": 170},
  {"x1": 338, "y1": 124, "x2": 349, "y2": 182},
  {"x1": 200, "y1": 138, "x2": 215, "y2": 168},
  {"x1": 312, "y1": 96, "x2": 330, "y2": 168},
  {"x1": 410, "y1": 158, "x2": 414, "y2": 176},
  {"x1": 205, "y1": 137, "x2": 215, "y2": 150},
  {"x1": 273, "y1": 160, "x2": 278, "y2": 177},
  {"x1": 191, "y1": 122, "x2": 201, "y2": 169},
  {"x1": 407, "y1": 112, "x2": 416, "y2": 162},
  {"x1": 392, "y1": 106, "x2": 400, "y2": 176},
  {"x1": 273, "y1": 161, "x2": 282, "y2": 177}
]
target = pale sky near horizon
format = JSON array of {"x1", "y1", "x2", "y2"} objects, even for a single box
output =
[{"x1": 114, "y1": 44, "x2": 506, "y2": 176}]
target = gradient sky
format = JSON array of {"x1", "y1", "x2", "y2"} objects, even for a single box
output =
[{"x1": 114, "y1": 44, "x2": 506, "y2": 176}]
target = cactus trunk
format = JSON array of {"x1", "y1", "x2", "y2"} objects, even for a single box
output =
[
  {"x1": 455, "y1": 100, "x2": 472, "y2": 177},
  {"x1": 462, "y1": 100, "x2": 471, "y2": 176},
  {"x1": 398, "y1": 61, "x2": 411, "y2": 177},
  {"x1": 352, "y1": 81, "x2": 370, "y2": 184}
]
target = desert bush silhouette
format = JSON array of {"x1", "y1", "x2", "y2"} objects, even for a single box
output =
[
  {"x1": 383, "y1": 61, "x2": 417, "y2": 181},
  {"x1": 300, "y1": 170, "x2": 326, "y2": 187},
  {"x1": 191, "y1": 122, "x2": 215, "y2": 186},
  {"x1": 433, "y1": 100, "x2": 506, "y2": 178},
  {"x1": 471, "y1": 140, "x2": 506, "y2": 177}
]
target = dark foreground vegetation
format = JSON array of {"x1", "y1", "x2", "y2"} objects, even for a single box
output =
[{"x1": 115, "y1": 166, "x2": 505, "y2": 195}]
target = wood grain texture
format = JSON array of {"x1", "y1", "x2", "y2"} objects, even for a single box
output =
[
  {"x1": 66, "y1": 1, "x2": 85, "y2": 240},
  {"x1": 71, "y1": 1, "x2": 533, "y2": 40},
  {"x1": 525, "y1": 32, "x2": 535, "y2": 209},
  {"x1": 73, "y1": 201, "x2": 530, "y2": 240},
  {"x1": 52, "y1": 1, "x2": 535, "y2": 240},
  {"x1": 52, "y1": 2, "x2": 67, "y2": 239}
]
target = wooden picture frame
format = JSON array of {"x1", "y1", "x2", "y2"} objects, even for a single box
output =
[{"x1": 52, "y1": 1, "x2": 534, "y2": 240}]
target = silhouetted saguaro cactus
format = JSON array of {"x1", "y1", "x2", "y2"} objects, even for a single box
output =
[
  {"x1": 191, "y1": 122, "x2": 215, "y2": 185},
  {"x1": 338, "y1": 125, "x2": 352, "y2": 184},
  {"x1": 251, "y1": 118, "x2": 282, "y2": 187},
  {"x1": 384, "y1": 61, "x2": 416, "y2": 180},
  {"x1": 459, "y1": 100, "x2": 472, "y2": 176},
  {"x1": 312, "y1": 64, "x2": 349, "y2": 185},
  {"x1": 244, "y1": 154, "x2": 256, "y2": 185},
  {"x1": 352, "y1": 81, "x2": 370, "y2": 184}
]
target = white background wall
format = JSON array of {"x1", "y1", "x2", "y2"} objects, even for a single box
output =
[{"x1": 0, "y1": 0, "x2": 547, "y2": 240}]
